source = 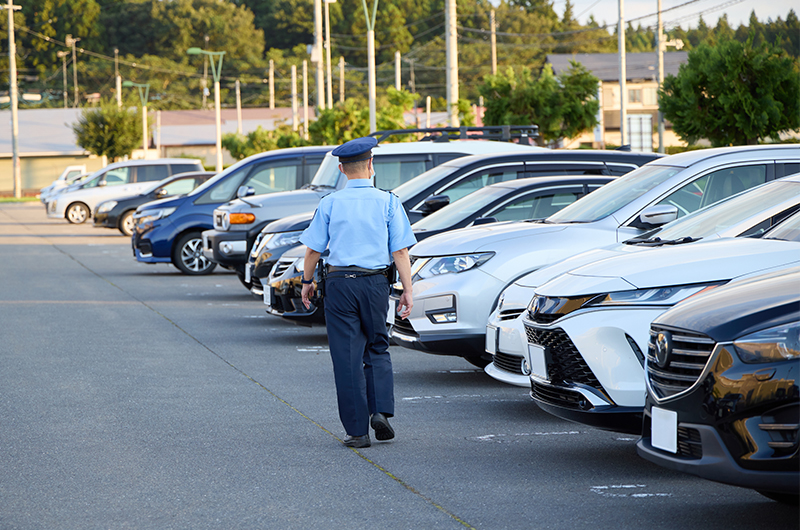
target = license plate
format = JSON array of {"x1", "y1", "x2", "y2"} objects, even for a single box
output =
[
  {"x1": 528, "y1": 344, "x2": 548, "y2": 381},
  {"x1": 263, "y1": 286, "x2": 272, "y2": 307},
  {"x1": 244, "y1": 264, "x2": 251, "y2": 283},
  {"x1": 651, "y1": 406, "x2": 678, "y2": 454},
  {"x1": 486, "y1": 326, "x2": 497, "y2": 355}
]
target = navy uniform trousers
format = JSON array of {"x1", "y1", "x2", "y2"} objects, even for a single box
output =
[{"x1": 324, "y1": 272, "x2": 394, "y2": 437}]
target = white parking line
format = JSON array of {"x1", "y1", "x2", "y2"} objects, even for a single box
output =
[{"x1": 590, "y1": 484, "x2": 672, "y2": 498}]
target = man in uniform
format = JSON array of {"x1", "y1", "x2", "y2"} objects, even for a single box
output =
[{"x1": 300, "y1": 137, "x2": 416, "y2": 448}]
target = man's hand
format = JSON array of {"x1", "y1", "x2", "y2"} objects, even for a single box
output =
[
  {"x1": 301, "y1": 282, "x2": 315, "y2": 310},
  {"x1": 397, "y1": 291, "x2": 413, "y2": 319}
]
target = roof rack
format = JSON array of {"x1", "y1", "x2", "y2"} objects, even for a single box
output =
[{"x1": 369, "y1": 125, "x2": 539, "y2": 145}]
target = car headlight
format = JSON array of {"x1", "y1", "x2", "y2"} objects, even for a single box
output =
[
  {"x1": 734, "y1": 322, "x2": 800, "y2": 364},
  {"x1": 266, "y1": 230, "x2": 303, "y2": 250},
  {"x1": 251, "y1": 232, "x2": 267, "y2": 258},
  {"x1": 97, "y1": 201, "x2": 117, "y2": 213},
  {"x1": 134, "y1": 207, "x2": 177, "y2": 225},
  {"x1": 415, "y1": 253, "x2": 494, "y2": 279},
  {"x1": 583, "y1": 282, "x2": 726, "y2": 307}
]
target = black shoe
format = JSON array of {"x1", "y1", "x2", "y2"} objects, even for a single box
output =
[
  {"x1": 343, "y1": 434, "x2": 371, "y2": 448},
  {"x1": 370, "y1": 413, "x2": 395, "y2": 441}
]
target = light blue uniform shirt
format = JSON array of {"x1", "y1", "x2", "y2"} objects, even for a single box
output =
[{"x1": 300, "y1": 179, "x2": 417, "y2": 269}]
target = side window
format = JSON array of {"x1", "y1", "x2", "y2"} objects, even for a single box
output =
[
  {"x1": 195, "y1": 165, "x2": 251, "y2": 204},
  {"x1": 244, "y1": 161, "x2": 299, "y2": 195},
  {"x1": 657, "y1": 165, "x2": 767, "y2": 218},
  {"x1": 777, "y1": 163, "x2": 800, "y2": 178},
  {"x1": 442, "y1": 166, "x2": 524, "y2": 203},
  {"x1": 159, "y1": 178, "x2": 196, "y2": 197},
  {"x1": 171, "y1": 164, "x2": 203, "y2": 175},
  {"x1": 607, "y1": 164, "x2": 638, "y2": 176},
  {"x1": 136, "y1": 165, "x2": 170, "y2": 182},
  {"x1": 526, "y1": 163, "x2": 607, "y2": 176},
  {"x1": 103, "y1": 167, "x2": 131, "y2": 186},
  {"x1": 374, "y1": 159, "x2": 428, "y2": 190},
  {"x1": 304, "y1": 156, "x2": 325, "y2": 184}
]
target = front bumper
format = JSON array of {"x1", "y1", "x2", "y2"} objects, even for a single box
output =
[
  {"x1": 484, "y1": 308, "x2": 529, "y2": 387},
  {"x1": 93, "y1": 210, "x2": 115, "y2": 229},
  {"x1": 202, "y1": 229, "x2": 249, "y2": 267},
  {"x1": 46, "y1": 199, "x2": 64, "y2": 219},
  {"x1": 265, "y1": 275, "x2": 325, "y2": 324}
]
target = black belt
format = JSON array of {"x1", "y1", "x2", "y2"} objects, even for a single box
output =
[{"x1": 327, "y1": 265, "x2": 391, "y2": 278}]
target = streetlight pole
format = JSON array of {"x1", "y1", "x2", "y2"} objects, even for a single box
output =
[
  {"x1": 115, "y1": 48, "x2": 122, "y2": 108},
  {"x1": 445, "y1": 0, "x2": 459, "y2": 127},
  {"x1": 122, "y1": 80, "x2": 150, "y2": 155},
  {"x1": 66, "y1": 34, "x2": 80, "y2": 108},
  {"x1": 3, "y1": 0, "x2": 21, "y2": 198},
  {"x1": 314, "y1": 0, "x2": 325, "y2": 110},
  {"x1": 57, "y1": 50, "x2": 69, "y2": 109},
  {"x1": 618, "y1": 0, "x2": 627, "y2": 147},
  {"x1": 360, "y1": 0, "x2": 378, "y2": 132},
  {"x1": 187, "y1": 47, "x2": 226, "y2": 172},
  {"x1": 324, "y1": 0, "x2": 336, "y2": 109}
]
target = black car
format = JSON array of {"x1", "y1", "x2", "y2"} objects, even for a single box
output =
[
  {"x1": 94, "y1": 171, "x2": 215, "y2": 236},
  {"x1": 637, "y1": 267, "x2": 800, "y2": 505}
]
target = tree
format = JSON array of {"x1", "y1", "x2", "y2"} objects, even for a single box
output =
[
  {"x1": 660, "y1": 37, "x2": 800, "y2": 146},
  {"x1": 222, "y1": 125, "x2": 308, "y2": 161},
  {"x1": 72, "y1": 100, "x2": 142, "y2": 161},
  {"x1": 478, "y1": 62, "x2": 599, "y2": 144}
]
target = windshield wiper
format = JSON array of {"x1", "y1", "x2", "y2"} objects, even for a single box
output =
[{"x1": 626, "y1": 236, "x2": 702, "y2": 246}]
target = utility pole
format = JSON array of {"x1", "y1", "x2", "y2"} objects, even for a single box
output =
[
  {"x1": 314, "y1": 0, "x2": 325, "y2": 110},
  {"x1": 57, "y1": 50, "x2": 69, "y2": 109},
  {"x1": 291, "y1": 64, "x2": 298, "y2": 132},
  {"x1": 395, "y1": 51, "x2": 401, "y2": 90},
  {"x1": 269, "y1": 59, "x2": 275, "y2": 109},
  {"x1": 445, "y1": 0, "x2": 459, "y2": 127},
  {"x1": 4, "y1": 0, "x2": 21, "y2": 198},
  {"x1": 490, "y1": 9, "x2": 497, "y2": 75},
  {"x1": 235, "y1": 79, "x2": 242, "y2": 135},
  {"x1": 303, "y1": 60, "x2": 309, "y2": 140},
  {"x1": 114, "y1": 48, "x2": 122, "y2": 108},
  {"x1": 618, "y1": 0, "x2": 627, "y2": 146},
  {"x1": 325, "y1": 0, "x2": 335, "y2": 109},
  {"x1": 66, "y1": 34, "x2": 80, "y2": 108},
  {"x1": 360, "y1": 0, "x2": 378, "y2": 132},
  {"x1": 657, "y1": 0, "x2": 664, "y2": 153},
  {"x1": 426, "y1": 96, "x2": 431, "y2": 128},
  {"x1": 202, "y1": 35, "x2": 209, "y2": 110},
  {"x1": 339, "y1": 56, "x2": 345, "y2": 103}
]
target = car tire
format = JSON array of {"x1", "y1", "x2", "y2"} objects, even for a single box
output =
[
  {"x1": 118, "y1": 210, "x2": 135, "y2": 237},
  {"x1": 172, "y1": 232, "x2": 217, "y2": 275},
  {"x1": 66, "y1": 202, "x2": 90, "y2": 224}
]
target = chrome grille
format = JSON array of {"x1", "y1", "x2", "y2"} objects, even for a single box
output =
[
  {"x1": 493, "y1": 351, "x2": 524, "y2": 374},
  {"x1": 271, "y1": 259, "x2": 295, "y2": 280},
  {"x1": 529, "y1": 312, "x2": 560, "y2": 325},
  {"x1": 646, "y1": 325, "x2": 716, "y2": 400},
  {"x1": 393, "y1": 315, "x2": 418, "y2": 337},
  {"x1": 525, "y1": 325, "x2": 601, "y2": 390},
  {"x1": 498, "y1": 308, "x2": 525, "y2": 321}
]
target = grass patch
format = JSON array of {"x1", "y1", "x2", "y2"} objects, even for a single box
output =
[{"x1": 0, "y1": 197, "x2": 39, "y2": 203}]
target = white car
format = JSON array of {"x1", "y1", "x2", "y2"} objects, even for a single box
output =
[
  {"x1": 485, "y1": 172, "x2": 800, "y2": 387},
  {"x1": 39, "y1": 165, "x2": 87, "y2": 205},
  {"x1": 522, "y1": 211, "x2": 800, "y2": 434},
  {"x1": 46, "y1": 159, "x2": 204, "y2": 224},
  {"x1": 389, "y1": 145, "x2": 800, "y2": 366}
]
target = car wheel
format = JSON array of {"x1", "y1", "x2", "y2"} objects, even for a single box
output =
[
  {"x1": 172, "y1": 232, "x2": 217, "y2": 275},
  {"x1": 464, "y1": 356, "x2": 490, "y2": 368},
  {"x1": 118, "y1": 211, "x2": 135, "y2": 236},
  {"x1": 66, "y1": 202, "x2": 89, "y2": 224}
]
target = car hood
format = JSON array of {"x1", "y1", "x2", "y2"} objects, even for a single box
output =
[
  {"x1": 410, "y1": 221, "x2": 570, "y2": 257},
  {"x1": 536, "y1": 238, "x2": 800, "y2": 296},
  {"x1": 263, "y1": 211, "x2": 315, "y2": 234},
  {"x1": 516, "y1": 245, "x2": 640, "y2": 288},
  {"x1": 135, "y1": 195, "x2": 186, "y2": 212},
  {"x1": 217, "y1": 189, "x2": 325, "y2": 213}
]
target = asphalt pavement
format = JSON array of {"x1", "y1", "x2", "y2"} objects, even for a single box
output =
[{"x1": 1, "y1": 202, "x2": 797, "y2": 529}]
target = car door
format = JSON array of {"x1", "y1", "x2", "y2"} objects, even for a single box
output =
[
  {"x1": 241, "y1": 158, "x2": 301, "y2": 196},
  {"x1": 372, "y1": 155, "x2": 431, "y2": 190}
]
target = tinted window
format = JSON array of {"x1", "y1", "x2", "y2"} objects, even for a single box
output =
[
  {"x1": 136, "y1": 165, "x2": 170, "y2": 182},
  {"x1": 440, "y1": 166, "x2": 525, "y2": 203},
  {"x1": 374, "y1": 159, "x2": 428, "y2": 190},
  {"x1": 171, "y1": 163, "x2": 203, "y2": 175},
  {"x1": 607, "y1": 164, "x2": 638, "y2": 176},
  {"x1": 304, "y1": 157, "x2": 325, "y2": 183},
  {"x1": 244, "y1": 161, "x2": 299, "y2": 195},
  {"x1": 778, "y1": 163, "x2": 800, "y2": 178},
  {"x1": 525, "y1": 163, "x2": 606, "y2": 176},
  {"x1": 103, "y1": 167, "x2": 131, "y2": 186}
]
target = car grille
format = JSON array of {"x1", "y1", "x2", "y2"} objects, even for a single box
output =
[
  {"x1": 677, "y1": 426, "x2": 703, "y2": 459},
  {"x1": 271, "y1": 259, "x2": 295, "y2": 279},
  {"x1": 393, "y1": 315, "x2": 418, "y2": 337},
  {"x1": 213, "y1": 211, "x2": 226, "y2": 230},
  {"x1": 498, "y1": 308, "x2": 525, "y2": 321},
  {"x1": 531, "y1": 380, "x2": 587, "y2": 410},
  {"x1": 525, "y1": 325, "x2": 602, "y2": 390},
  {"x1": 529, "y1": 313, "x2": 560, "y2": 325},
  {"x1": 646, "y1": 325, "x2": 716, "y2": 400},
  {"x1": 493, "y1": 351, "x2": 524, "y2": 374}
]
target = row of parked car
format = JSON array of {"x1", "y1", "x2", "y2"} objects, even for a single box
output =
[{"x1": 40, "y1": 127, "x2": 799, "y2": 505}]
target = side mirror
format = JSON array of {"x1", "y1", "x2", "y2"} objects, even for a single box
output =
[
  {"x1": 237, "y1": 185, "x2": 256, "y2": 199},
  {"x1": 156, "y1": 188, "x2": 168, "y2": 198},
  {"x1": 419, "y1": 194, "x2": 450, "y2": 215},
  {"x1": 635, "y1": 205, "x2": 678, "y2": 229},
  {"x1": 98, "y1": 180, "x2": 107, "y2": 187},
  {"x1": 473, "y1": 216, "x2": 498, "y2": 226}
]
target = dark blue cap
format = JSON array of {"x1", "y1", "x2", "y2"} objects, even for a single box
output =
[{"x1": 331, "y1": 137, "x2": 378, "y2": 163}]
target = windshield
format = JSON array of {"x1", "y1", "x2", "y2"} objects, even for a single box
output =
[
  {"x1": 412, "y1": 187, "x2": 508, "y2": 231},
  {"x1": 81, "y1": 174, "x2": 103, "y2": 188},
  {"x1": 142, "y1": 178, "x2": 171, "y2": 195},
  {"x1": 547, "y1": 165, "x2": 681, "y2": 223},
  {"x1": 311, "y1": 153, "x2": 341, "y2": 188},
  {"x1": 764, "y1": 210, "x2": 800, "y2": 242},
  {"x1": 392, "y1": 164, "x2": 460, "y2": 203},
  {"x1": 187, "y1": 158, "x2": 255, "y2": 197},
  {"x1": 650, "y1": 181, "x2": 800, "y2": 241}
]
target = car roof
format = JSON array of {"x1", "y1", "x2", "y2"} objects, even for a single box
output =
[
  {"x1": 321, "y1": 140, "x2": 545, "y2": 158},
  {"x1": 648, "y1": 144, "x2": 800, "y2": 168},
  {"x1": 104, "y1": 158, "x2": 204, "y2": 169},
  {"x1": 439, "y1": 149, "x2": 662, "y2": 169},
  {"x1": 487, "y1": 175, "x2": 615, "y2": 190}
]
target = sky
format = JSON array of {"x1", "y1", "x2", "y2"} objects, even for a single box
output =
[{"x1": 558, "y1": 0, "x2": 796, "y2": 29}]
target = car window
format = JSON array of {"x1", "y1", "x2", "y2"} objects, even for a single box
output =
[
  {"x1": 656, "y1": 164, "x2": 768, "y2": 218},
  {"x1": 764, "y1": 210, "x2": 800, "y2": 242},
  {"x1": 195, "y1": 164, "x2": 250, "y2": 204},
  {"x1": 490, "y1": 190, "x2": 582, "y2": 222},
  {"x1": 244, "y1": 161, "x2": 299, "y2": 195},
  {"x1": 171, "y1": 163, "x2": 203, "y2": 175},
  {"x1": 304, "y1": 156, "x2": 325, "y2": 183},
  {"x1": 136, "y1": 165, "x2": 170, "y2": 182},
  {"x1": 525, "y1": 163, "x2": 606, "y2": 176},
  {"x1": 777, "y1": 163, "x2": 800, "y2": 178},
  {"x1": 160, "y1": 178, "x2": 197, "y2": 197},
  {"x1": 374, "y1": 159, "x2": 428, "y2": 190},
  {"x1": 103, "y1": 167, "x2": 131, "y2": 186},
  {"x1": 606, "y1": 164, "x2": 639, "y2": 176},
  {"x1": 440, "y1": 166, "x2": 525, "y2": 203}
]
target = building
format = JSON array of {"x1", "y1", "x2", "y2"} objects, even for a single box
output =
[{"x1": 546, "y1": 52, "x2": 689, "y2": 151}]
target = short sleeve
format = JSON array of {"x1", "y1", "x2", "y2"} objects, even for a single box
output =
[
  {"x1": 387, "y1": 194, "x2": 417, "y2": 253},
  {"x1": 300, "y1": 202, "x2": 331, "y2": 253}
]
